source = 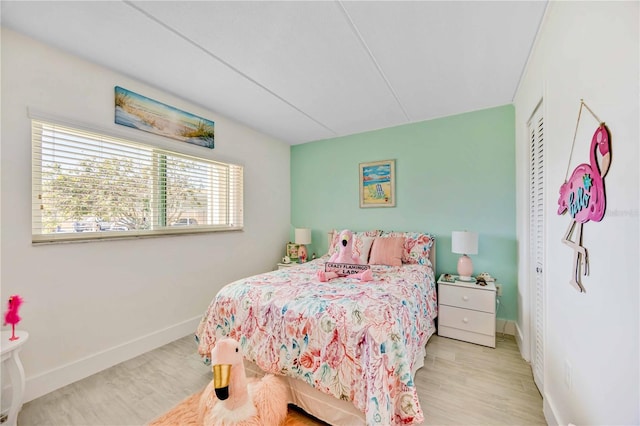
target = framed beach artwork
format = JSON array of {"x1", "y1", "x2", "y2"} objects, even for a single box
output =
[
  {"x1": 359, "y1": 159, "x2": 396, "y2": 208},
  {"x1": 114, "y1": 86, "x2": 215, "y2": 149}
]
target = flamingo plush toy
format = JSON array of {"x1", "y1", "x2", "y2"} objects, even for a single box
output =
[
  {"x1": 3, "y1": 295, "x2": 24, "y2": 341},
  {"x1": 558, "y1": 124, "x2": 611, "y2": 292},
  {"x1": 317, "y1": 229, "x2": 373, "y2": 282},
  {"x1": 198, "y1": 338, "x2": 288, "y2": 426}
]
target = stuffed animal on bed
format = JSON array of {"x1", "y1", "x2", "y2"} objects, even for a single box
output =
[
  {"x1": 198, "y1": 338, "x2": 288, "y2": 426},
  {"x1": 317, "y1": 229, "x2": 373, "y2": 282}
]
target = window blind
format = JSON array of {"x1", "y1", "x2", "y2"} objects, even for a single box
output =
[{"x1": 32, "y1": 120, "x2": 243, "y2": 243}]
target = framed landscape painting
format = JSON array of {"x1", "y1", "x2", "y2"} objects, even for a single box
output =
[
  {"x1": 359, "y1": 159, "x2": 396, "y2": 208},
  {"x1": 114, "y1": 86, "x2": 215, "y2": 149}
]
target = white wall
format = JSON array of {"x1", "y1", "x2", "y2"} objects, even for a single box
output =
[
  {"x1": 515, "y1": 2, "x2": 639, "y2": 425},
  {"x1": 0, "y1": 28, "x2": 291, "y2": 402}
]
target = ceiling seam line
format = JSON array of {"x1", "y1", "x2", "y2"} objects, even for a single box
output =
[
  {"x1": 512, "y1": 2, "x2": 550, "y2": 102},
  {"x1": 336, "y1": 1, "x2": 411, "y2": 122},
  {"x1": 122, "y1": 0, "x2": 337, "y2": 136}
]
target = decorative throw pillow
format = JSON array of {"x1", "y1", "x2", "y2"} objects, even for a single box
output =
[
  {"x1": 368, "y1": 236, "x2": 404, "y2": 266},
  {"x1": 379, "y1": 231, "x2": 435, "y2": 265},
  {"x1": 353, "y1": 236, "x2": 375, "y2": 264},
  {"x1": 328, "y1": 229, "x2": 381, "y2": 259}
]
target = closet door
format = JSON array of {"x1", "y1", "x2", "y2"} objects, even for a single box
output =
[{"x1": 528, "y1": 103, "x2": 545, "y2": 393}]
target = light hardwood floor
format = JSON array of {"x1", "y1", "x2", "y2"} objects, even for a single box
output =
[{"x1": 18, "y1": 333, "x2": 545, "y2": 425}]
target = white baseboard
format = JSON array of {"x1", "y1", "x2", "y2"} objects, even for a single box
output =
[
  {"x1": 515, "y1": 321, "x2": 530, "y2": 362},
  {"x1": 544, "y1": 394, "x2": 561, "y2": 426},
  {"x1": 496, "y1": 318, "x2": 516, "y2": 336},
  {"x1": 24, "y1": 315, "x2": 201, "y2": 403}
]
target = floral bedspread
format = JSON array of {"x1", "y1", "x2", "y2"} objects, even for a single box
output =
[{"x1": 196, "y1": 258, "x2": 437, "y2": 425}]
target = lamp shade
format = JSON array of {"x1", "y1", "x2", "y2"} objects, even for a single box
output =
[
  {"x1": 294, "y1": 228, "x2": 311, "y2": 245},
  {"x1": 451, "y1": 231, "x2": 478, "y2": 255}
]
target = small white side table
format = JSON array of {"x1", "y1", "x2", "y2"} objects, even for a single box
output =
[
  {"x1": 1, "y1": 331, "x2": 29, "y2": 426},
  {"x1": 276, "y1": 262, "x2": 295, "y2": 270},
  {"x1": 437, "y1": 275, "x2": 496, "y2": 348}
]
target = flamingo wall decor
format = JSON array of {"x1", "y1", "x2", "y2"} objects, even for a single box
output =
[
  {"x1": 3, "y1": 294, "x2": 24, "y2": 340},
  {"x1": 557, "y1": 100, "x2": 611, "y2": 292}
]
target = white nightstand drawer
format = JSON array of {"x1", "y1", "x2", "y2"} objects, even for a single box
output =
[
  {"x1": 439, "y1": 305, "x2": 495, "y2": 336},
  {"x1": 438, "y1": 284, "x2": 495, "y2": 314},
  {"x1": 438, "y1": 325, "x2": 496, "y2": 348},
  {"x1": 277, "y1": 262, "x2": 295, "y2": 270}
]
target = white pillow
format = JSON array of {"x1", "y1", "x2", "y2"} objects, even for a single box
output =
[{"x1": 353, "y1": 236, "x2": 375, "y2": 264}]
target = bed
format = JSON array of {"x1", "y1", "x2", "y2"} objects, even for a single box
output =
[{"x1": 196, "y1": 230, "x2": 437, "y2": 425}]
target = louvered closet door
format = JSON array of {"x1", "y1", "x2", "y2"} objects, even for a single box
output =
[{"x1": 528, "y1": 103, "x2": 545, "y2": 394}]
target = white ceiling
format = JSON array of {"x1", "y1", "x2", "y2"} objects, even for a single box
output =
[{"x1": 1, "y1": 1, "x2": 547, "y2": 145}]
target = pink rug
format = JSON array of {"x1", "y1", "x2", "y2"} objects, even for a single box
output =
[{"x1": 148, "y1": 388, "x2": 323, "y2": 426}]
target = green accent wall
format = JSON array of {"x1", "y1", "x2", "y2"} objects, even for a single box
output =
[{"x1": 291, "y1": 104, "x2": 516, "y2": 321}]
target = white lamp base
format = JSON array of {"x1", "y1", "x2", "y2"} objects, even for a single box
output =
[{"x1": 457, "y1": 254, "x2": 474, "y2": 280}]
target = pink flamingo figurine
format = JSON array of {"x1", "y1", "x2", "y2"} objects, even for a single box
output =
[
  {"x1": 4, "y1": 295, "x2": 24, "y2": 341},
  {"x1": 557, "y1": 124, "x2": 611, "y2": 292},
  {"x1": 198, "y1": 338, "x2": 288, "y2": 426},
  {"x1": 317, "y1": 229, "x2": 373, "y2": 282}
]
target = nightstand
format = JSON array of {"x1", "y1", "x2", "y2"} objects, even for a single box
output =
[
  {"x1": 437, "y1": 274, "x2": 496, "y2": 348},
  {"x1": 277, "y1": 262, "x2": 295, "y2": 270},
  {"x1": 1, "y1": 331, "x2": 29, "y2": 426}
]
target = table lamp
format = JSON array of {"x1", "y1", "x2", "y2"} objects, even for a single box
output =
[
  {"x1": 295, "y1": 228, "x2": 311, "y2": 263},
  {"x1": 452, "y1": 231, "x2": 478, "y2": 281}
]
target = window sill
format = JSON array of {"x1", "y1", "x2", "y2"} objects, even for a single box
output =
[{"x1": 32, "y1": 226, "x2": 243, "y2": 245}]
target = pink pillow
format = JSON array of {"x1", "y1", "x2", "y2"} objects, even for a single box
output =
[
  {"x1": 380, "y1": 231, "x2": 435, "y2": 265},
  {"x1": 369, "y1": 237, "x2": 404, "y2": 266}
]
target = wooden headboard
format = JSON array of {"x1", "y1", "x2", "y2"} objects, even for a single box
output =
[{"x1": 430, "y1": 239, "x2": 437, "y2": 271}]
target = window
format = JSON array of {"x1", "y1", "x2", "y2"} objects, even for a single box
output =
[{"x1": 32, "y1": 120, "x2": 243, "y2": 243}]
